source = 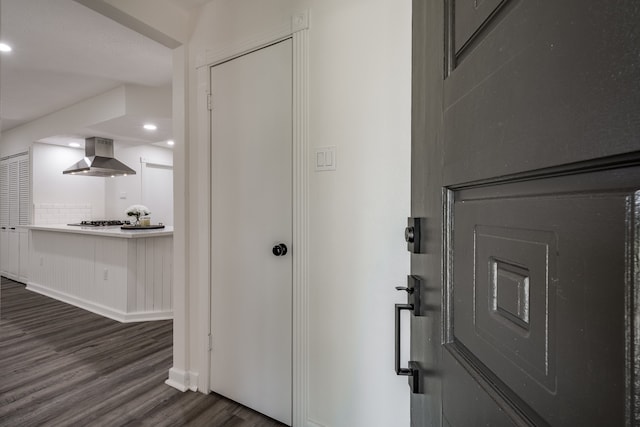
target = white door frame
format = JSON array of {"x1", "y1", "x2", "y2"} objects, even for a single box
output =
[{"x1": 194, "y1": 11, "x2": 309, "y2": 426}]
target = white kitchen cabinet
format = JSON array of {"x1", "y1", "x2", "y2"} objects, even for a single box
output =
[
  {"x1": 28, "y1": 226, "x2": 173, "y2": 322},
  {"x1": 0, "y1": 229, "x2": 8, "y2": 273},
  {"x1": 18, "y1": 228, "x2": 29, "y2": 282},
  {"x1": 7, "y1": 229, "x2": 19, "y2": 277},
  {"x1": 0, "y1": 152, "x2": 31, "y2": 282},
  {"x1": 0, "y1": 228, "x2": 29, "y2": 282}
]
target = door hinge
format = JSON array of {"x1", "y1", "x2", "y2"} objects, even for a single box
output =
[
  {"x1": 207, "y1": 93, "x2": 212, "y2": 111},
  {"x1": 208, "y1": 333, "x2": 212, "y2": 351}
]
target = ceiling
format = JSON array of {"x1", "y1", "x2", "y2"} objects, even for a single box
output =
[{"x1": 0, "y1": 0, "x2": 200, "y2": 147}]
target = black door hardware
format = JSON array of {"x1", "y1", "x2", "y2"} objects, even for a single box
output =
[
  {"x1": 396, "y1": 275, "x2": 424, "y2": 316},
  {"x1": 406, "y1": 217, "x2": 426, "y2": 253},
  {"x1": 272, "y1": 243, "x2": 288, "y2": 256},
  {"x1": 395, "y1": 275, "x2": 425, "y2": 393}
]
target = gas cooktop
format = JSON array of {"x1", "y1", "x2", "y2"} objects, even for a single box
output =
[{"x1": 68, "y1": 220, "x2": 131, "y2": 227}]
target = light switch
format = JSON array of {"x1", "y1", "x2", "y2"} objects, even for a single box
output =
[
  {"x1": 325, "y1": 150, "x2": 333, "y2": 167},
  {"x1": 315, "y1": 146, "x2": 337, "y2": 172}
]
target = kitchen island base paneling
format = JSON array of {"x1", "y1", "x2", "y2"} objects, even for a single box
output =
[{"x1": 27, "y1": 226, "x2": 173, "y2": 322}]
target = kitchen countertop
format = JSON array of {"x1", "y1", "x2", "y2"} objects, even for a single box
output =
[{"x1": 25, "y1": 224, "x2": 174, "y2": 239}]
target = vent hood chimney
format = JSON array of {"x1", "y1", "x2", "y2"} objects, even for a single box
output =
[{"x1": 63, "y1": 137, "x2": 136, "y2": 177}]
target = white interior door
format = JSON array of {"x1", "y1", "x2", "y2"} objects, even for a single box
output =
[{"x1": 209, "y1": 39, "x2": 292, "y2": 425}]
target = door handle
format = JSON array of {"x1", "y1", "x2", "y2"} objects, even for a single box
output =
[
  {"x1": 396, "y1": 275, "x2": 423, "y2": 316},
  {"x1": 395, "y1": 303, "x2": 413, "y2": 376},
  {"x1": 395, "y1": 303, "x2": 422, "y2": 393},
  {"x1": 272, "y1": 243, "x2": 288, "y2": 256},
  {"x1": 394, "y1": 275, "x2": 425, "y2": 394}
]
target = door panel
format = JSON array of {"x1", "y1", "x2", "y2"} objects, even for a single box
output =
[
  {"x1": 442, "y1": 352, "x2": 518, "y2": 427},
  {"x1": 411, "y1": 0, "x2": 640, "y2": 425},
  {"x1": 210, "y1": 39, "x2": 292, "y2": 425},
  {"x1": 446, "y1": 170, "x2": 634, "y2": 425},
  {"x1": 454, "y1": 0, "x2": 505, "y2": 54},
  {"x1": 444, "y1": 0, "x2": 640, "y2": 185}
]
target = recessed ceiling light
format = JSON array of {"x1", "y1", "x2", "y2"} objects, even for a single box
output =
[
  {"x1": 0, "y1": 43, "x2": 12, "y2": 53},
  {"x1": 69, "y1": 142, "x2": 81, "y2": 148},
  {"x1": 167, "y1": 140, "x2": 175, "y2": 146},
  {"x1": 143, "y1": 123, "x2": 157, "y2": 131}
]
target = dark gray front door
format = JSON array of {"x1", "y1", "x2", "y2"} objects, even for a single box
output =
[{"x1": 407, "y1": 1, "x2": 640, "y2": 425}]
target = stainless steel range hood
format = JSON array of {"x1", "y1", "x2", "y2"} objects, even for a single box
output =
[{"x1": 63, "y1": 137, "x2": 136, "y2": 177}]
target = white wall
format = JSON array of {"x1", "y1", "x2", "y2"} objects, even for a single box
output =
[
  {"x1": 104, "y1": 143, "x2": 174, "y2": 223},
  {"x1": 300, "y1": 2, "x2": 411, "y2": 426},
  {"x1": 32, "y1": 143, "x2": 106, "y2": 221},
  {"x1": 31, "y1": 142, "x2": 173, "y2": 224},
  {"x1": 101, "y1": 0, "x2": 194, "y2": 46},
  {"x1": 186, "y1": 1, "x2": 412, "y2": 426},
  {"x1": 0, "y1": 87, "x2": 127, "y2": 158},
  {"x1": 79, "y1": 1, "x2": 412, "y2": 425}
]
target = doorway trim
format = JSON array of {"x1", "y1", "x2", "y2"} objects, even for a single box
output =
[{"x1": 196, "y1": 11, "x2": 309, "y2": 427}]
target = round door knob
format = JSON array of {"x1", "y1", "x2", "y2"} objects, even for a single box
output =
[{"x1": 272, "y1": 243, "x2": 288, "y2": 256}]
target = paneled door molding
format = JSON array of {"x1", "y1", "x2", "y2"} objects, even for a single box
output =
[{"x1": 291, "y1": 14, "x2": 310, "y2": 427}]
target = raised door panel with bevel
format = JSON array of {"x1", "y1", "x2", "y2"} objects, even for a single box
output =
[
  {"x1": 444, "y1": 172, "x2": 634, "y2": 425},
  {"x1": 443, "y1": 1, "x2": 640, "y2": 184}
]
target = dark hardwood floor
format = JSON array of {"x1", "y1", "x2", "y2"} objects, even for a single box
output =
[{"x1": 0, "y1": 277, "x2": 286, "y2": 426}]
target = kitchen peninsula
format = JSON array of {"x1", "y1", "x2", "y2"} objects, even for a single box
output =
[{"x1": 26, "y1": 224, "x2": 173, "y2": 322}]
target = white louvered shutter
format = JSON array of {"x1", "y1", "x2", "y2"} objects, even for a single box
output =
[
  {"x1": 18, "y1": 156, "x2": 30, "y2": 225},
  {"x1": 0, "y1": 161, "x2": 8, "y2": 228},
  {"x1": 8, "y1": 161, "x2": 19, "y2": 227}
]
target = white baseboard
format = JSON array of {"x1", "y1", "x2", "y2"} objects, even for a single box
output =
[
  {"x1": 26, "y1": 281, "x2": 172, "y2": 323},
  {"x1": 120, "y1": 310, "x2": 173, "y2": 322},
  {"x1": 165, "y1": 367, "x2": 199, "y2": 392},
  {"x1": 188, "y1": 371, "x2": 199, "y2": 392},
  {"x1": 165, "y1": 368, "x2": 189, "y2": 392},
  {"x1": 1, "y1": 272, "x2": 26, "y2": 283}
]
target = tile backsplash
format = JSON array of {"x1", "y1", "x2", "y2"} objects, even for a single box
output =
[{"x1": 34, "y1": 203, "x2": 92, "y2": 225}]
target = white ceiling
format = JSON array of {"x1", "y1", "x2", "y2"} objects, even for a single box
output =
[{"x1": 0, "y1": 0, "x2": 186, "y2": 147}]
